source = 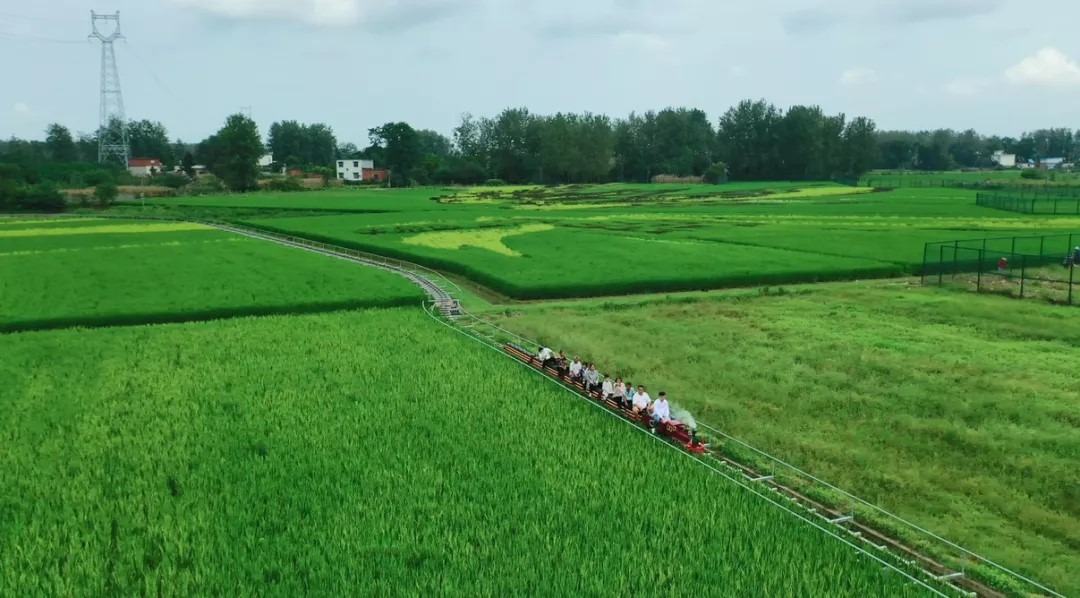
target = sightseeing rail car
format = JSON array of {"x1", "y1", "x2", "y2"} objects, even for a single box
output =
[{"x1": 503, "y1": 343, "x2": 707, "y2": 455}]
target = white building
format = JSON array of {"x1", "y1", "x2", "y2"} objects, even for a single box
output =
[
  {"x1": 336, "y1": 158, "x2": 374, "y2": 181},
  {"x1": 258, "y1": 153, "x2": 274, "y2": 169},
  {"x1": 991, "y1": 150, "x2": 1016, "y2": 168}
]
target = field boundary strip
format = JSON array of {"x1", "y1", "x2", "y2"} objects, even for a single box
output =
[{"x1": 31, "y1": 212, "x2": 1064, "y2": 598}]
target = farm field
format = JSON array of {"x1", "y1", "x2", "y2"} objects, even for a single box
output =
[
  {"x1": 0, "y1": 218, "x2": 422, "y2": 332},
  {"x1": 0, "y1": 308, "x2": 931, "y2": 596},
  {"x1": 5, "y1": 181, "x2": 1075, "y2": 595},
  {"x1": 235, "y1": 186, "x2": 1079, "y2": 299},
  {"x1": 482, "y1": 281, "x2": 1080, "y2": 595},
  {"x1": 145, "y1": 187, "x2": 449, "y2": 213}
]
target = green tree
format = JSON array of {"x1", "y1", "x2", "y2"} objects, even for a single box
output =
[
  {"x1": 842, "y1": 117, "x2": 878, "y2": 176},
  {"x1": 267, "y1": 121, "x2": 337, "y2": 167},
  {"x1": 717, "y1": 99, "x2": 782, "y2": 180},
  {"x1": 305, "y1": 123, "x2": 337, "y2": 167},
  {"x1": 336, "y1": 142, "x2": 360, "y2": 159},
  {"x1": 211, "y1": 114, "x2": 263, "y2": 191},
  {"x1": 181, "y1": 151, "x2": 196, "y2": 177},
  {"x1": 94, "y1": 181, "x2": 118, "y2": 206},
  {"x1": 75, "y1": 132, "x2": 98, "y2": 163},
  {"x1": 368, "y1": 122, "x2": 423, "y2": 187},
  {"x1": 703, "y1": 162, "x2": 729, "y2": 184},
  {"x1": 778, "y1": 105, "x2": 826, "y2": 180},
  {"x1": 127, "y1": 120, "x2": 173, "y2": 164},
  {"x1": 44, "y1": 124, "x2": 78, "y2": 162}
]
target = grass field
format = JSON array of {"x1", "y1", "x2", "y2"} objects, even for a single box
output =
[
  {"x1": 0, "y1": 308, "x2": 931, "y2": 596},
  {"x1": 0, "y1": 219, "x2": 423, "y2": 332},
  {"x1": 482, "y1": 281, "x2": 1080, "y2": 594}
]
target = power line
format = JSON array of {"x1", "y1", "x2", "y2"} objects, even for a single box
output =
[
  {"x1": 0, "y1": 9, "x2": 83, "y2": 23},
  {"x1": 0, "y1": 30, "x2": 87, "y2": 45}
]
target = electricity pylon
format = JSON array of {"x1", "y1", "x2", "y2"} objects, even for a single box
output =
[{"x1": 89, "y1": 11, "x2": 129, "y2": 165}]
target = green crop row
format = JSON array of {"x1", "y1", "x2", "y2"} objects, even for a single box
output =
[
  {"x1": 0, "y1": 308, "x2": 936, "y2": 596},
  {"x1": 240, "y1": 218, "x2": 908, "y2": 300},
  {"x1": 0, "y1": 223, "x2": 422, "y2": 332}
]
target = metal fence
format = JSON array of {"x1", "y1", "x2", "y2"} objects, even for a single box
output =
[
  {"x1": 976, "y1": 192, "x2": 1080, "y2": 214},
  {"x1": 922, "y1": 232, "x2": 1080, "y2": 305},
  {"x1": 862, "y1": 177, "x2": 1080, "y2": 193}
]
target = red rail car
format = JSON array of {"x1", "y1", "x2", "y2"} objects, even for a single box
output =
[{"x1": 503, "y1": 343, "x2": 706, "y2": 455}]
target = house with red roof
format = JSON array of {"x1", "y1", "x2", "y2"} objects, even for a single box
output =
[{"x1": 128, "y1": 158, "x2": 163, "y2": 177}]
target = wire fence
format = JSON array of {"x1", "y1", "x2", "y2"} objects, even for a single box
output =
[
  {"x1": 922, "y1": 232, "x2": 1080, "y2": 305},
  {"x1": 861, "y1": 177, "x2": 1080, "y2": 193},
  {"x1": 976, "y1": 192, "x2": 1080, "y2": 214}
]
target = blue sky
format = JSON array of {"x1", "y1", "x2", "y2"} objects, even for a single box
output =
[{"x1": 1, "y1": 0, "x2": 1078, "y2": 145}]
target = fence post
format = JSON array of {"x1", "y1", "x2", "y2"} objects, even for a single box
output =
[
  {"x1": 952, "y1": 241, "x2": 958, "y2": 280},
  {"x1": 1069, "y1": 259, "x2": 1076, "y2": 305},
  {"x1": 1040, "y1": 237, "x2": 1045, "y2": 258},
  {"x1": 1011, "y1": 237, "x2": 1016, "y2": 258},
  {"x1": 976, "y1": 251, "x2": 983, "y2": 292},
  {"x1": 938, "y1": 245, "x2": 944, "y2": 285},
  {"x1": 1019, "y1": 256, "x2": 1026, "y2": 299}
]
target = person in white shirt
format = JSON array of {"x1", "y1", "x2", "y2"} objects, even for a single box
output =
[
  {"x1": 601, "y1": 375, "x2": 615, "y2": 401},
  {"x1": 651, "y1": 392, "x2": 671, "y2": 433},
  {"x1": 569, "y1": 357, "x2": 583, "y2": 380},
  {"x1": 538, "y1": 347, "x2": 553, "y2": 365},
  {"x1": 632, "y1": 385, "x2": 651, "y2": 414}
]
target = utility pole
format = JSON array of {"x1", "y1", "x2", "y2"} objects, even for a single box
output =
[{"x1": 89, "y1": 10, "x2": 129, "y2": 166}]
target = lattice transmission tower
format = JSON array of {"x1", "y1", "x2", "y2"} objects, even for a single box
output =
[{"x1": 89, "y1": 11, "x2": 129, "y2": 165}]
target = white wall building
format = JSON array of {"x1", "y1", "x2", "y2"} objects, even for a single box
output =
[
  {"x1": 336, "y1": 158, "x2": 374, "y2": 181},
  {"x1": 991, "y1": 150, "x2": 1016, "y2": 168},
  {"x1": 258, "y1": 153, "x2": 274, "y2": 169}
]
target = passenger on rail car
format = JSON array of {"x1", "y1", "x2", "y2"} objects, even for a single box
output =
[
  {"x1": 614, "y1": 377, "x2": 627, "y2": 407},
  {"x1": 632, "y1": 385, "x2": 651, "y2": 414},
  {"x1": 601, "y1": 375, "x2": 614, "y2": 401},
  {"x1": 569, "y1": 356, "x2": 583, "y2": 380},
  {"x1": 652, "y1": 392, "x2": 671, "y2": 429},
  {"x1": 625, "y1": 382, "x2": 635, "y2": 407},
  {"x1": 555, "y1": 351, "x2": 569, "y2": 375},
  {"x1": 584, "y1": 364, "x2": 600, "y2": 393},
  {"x1": 538, "y1": 346, "x2": 553, "y2": 366}
]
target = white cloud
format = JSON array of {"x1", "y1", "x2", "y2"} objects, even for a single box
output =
[
  {"x1": 1004, "y1": 47, "x2": 1080, "y2": 87},
  {"x1": 943, "y1": 77, "x2": 992, "y2": 96},
  {"x1": 840, "y1": 67, "x2": 877, "y2": 86},
  {"x1": 170, "y1": 0, "x2": 459, "y2": 28},
  {"x1": 12, "y1": 102, "x2": 30, "y2": 116}
]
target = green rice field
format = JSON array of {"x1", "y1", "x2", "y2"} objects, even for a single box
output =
[
  {"x1": 3, "y1": 180, "x2": 1075, "y2": 596},
  {"x1": 218, "y1": 186, "x2": 1080, "y2": 299},
  {"x1": 0, "y1": 308, "x2": 931, "y2": 596},
  {"x1": 0, "y1": 219, "x2": 422, "y2": 332}
]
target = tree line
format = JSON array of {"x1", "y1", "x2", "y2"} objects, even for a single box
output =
[{"x1": 3, "y1": 100, "x2": 1079, "y2": 195}]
